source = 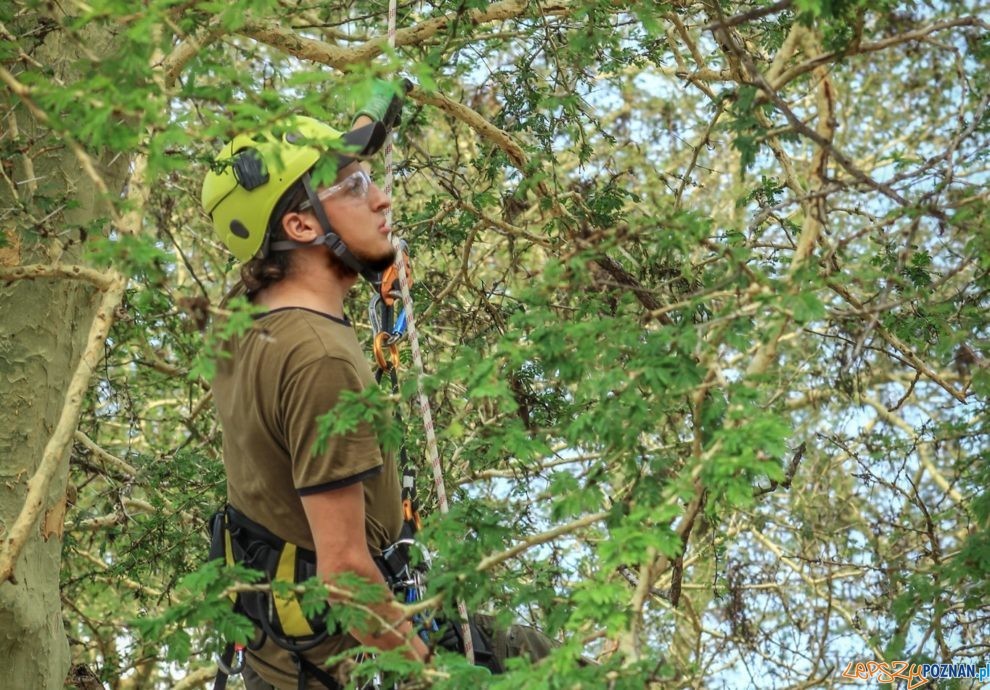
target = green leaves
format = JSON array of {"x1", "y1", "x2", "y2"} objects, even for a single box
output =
[
  {"x1": 570, "y1": 579, "x2": 630, "y2": 634},
  {"x1": 704, "y1": 404, "x2": 788, "y2": 509},
  {"x1": 785, "y1": 290, "x2": 826, "y2": 324},
  {"x1": 727, "y1": 85, "x2": 772, "y2": 176},
  {"x1": 129, "y1": 560, "x2": 259, "y2": 660},
  {"x1": 86, "y1": 233, "x2": 170, "y2": 278},
  {"x1": 13, "y1": 0, "x2": 983, "y2": 687}
]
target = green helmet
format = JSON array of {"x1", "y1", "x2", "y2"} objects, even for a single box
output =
[{"x1": 201, "y1": 115, "x2": 386, "y2": 263}]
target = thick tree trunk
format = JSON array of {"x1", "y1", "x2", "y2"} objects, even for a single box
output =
[
  {"x1": 0, "y1": 267, "x2": 97, "y2": 689},
  {"x1": 0, "y1": 20, "x2": 128, "y2": 690}
]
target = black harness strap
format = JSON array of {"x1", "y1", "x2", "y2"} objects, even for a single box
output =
[
  {"x1": 212, "y1": 642, "x2": 234, "y2": 690},
  {"x1": 292, "y1": 652, "x2": 342, "y2": 690}
]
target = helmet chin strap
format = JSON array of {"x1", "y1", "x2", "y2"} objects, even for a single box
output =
[{"x1": 268, "y1": 172, "x2": 381, "y2": 284}]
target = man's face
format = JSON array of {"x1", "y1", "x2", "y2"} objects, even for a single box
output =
[{"x1": 319, "y1": 162, "x2": 396, "y2": 274}]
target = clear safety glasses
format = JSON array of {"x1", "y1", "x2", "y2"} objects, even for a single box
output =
[{"x1": 298, "y1": 169, "x2": 374, "y2": 210}]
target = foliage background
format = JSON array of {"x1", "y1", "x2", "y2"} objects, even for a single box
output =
[{"x1": 1, "y1": 0, "x2": 988, "y2": 688}]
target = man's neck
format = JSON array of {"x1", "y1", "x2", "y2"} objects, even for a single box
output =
[{"x1": 253, "y1": 267, "x2": 357, "y2": 320}]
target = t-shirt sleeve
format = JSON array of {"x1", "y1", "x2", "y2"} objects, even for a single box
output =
[{"x1": 280, "y1": 356, "x2": 383, "y2": 495}]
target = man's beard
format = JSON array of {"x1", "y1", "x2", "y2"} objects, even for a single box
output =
[{"x1": 326, "y1": 242, "x2": 397, "y2": 277}]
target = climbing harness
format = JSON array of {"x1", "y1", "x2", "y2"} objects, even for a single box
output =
[
  {"x1": 208, "y1": 504, "x2": 429, "y2": 690},
  {"x1": 208, "y1": 505, "x2": 339, "y2": 690}
]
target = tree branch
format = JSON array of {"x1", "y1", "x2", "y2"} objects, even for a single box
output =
[
  {"x1": 412, "y1": 88, "x2": 529, "y2": 170},
  {"x1": 0, "y1": 263, "x2": 114, "y2": 290},
  {"x1": 171, "y1": 666, "x2": 216, "y2": 690},
  {"x1": 240, "y1": 0, "x2": 574, "y2": 69},
  {"x1": 769, "y1": 16, "x2": 989, "y2": 92},
  {"x1": 733, "y1": 43, "x2": 917, "y2": 212},
  {"x1": 701, "y1": 0, "x2": 794, "y2": 31},
  {"x1": 828, "y1": 281, "x2": 967, "y2": 402},
  {"x1": 0, "y1": 277, "x2": 126, "y2": 584},
  {"x1": 161, "y1": 16, "x2": 227, "y2": 88}
]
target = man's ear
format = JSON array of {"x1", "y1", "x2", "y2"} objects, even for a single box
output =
[{"x1": 280, "y1": 211, "x2": 321, "y2": 243}]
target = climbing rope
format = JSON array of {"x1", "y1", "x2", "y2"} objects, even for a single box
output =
[{"x1": 383, "y1": 0, "x2": 475, "y2": 664}]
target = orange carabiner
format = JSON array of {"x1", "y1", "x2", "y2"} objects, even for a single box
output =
[
  {"x1": 379, "y1": 250, "x2": 413, "y2": 307},
  {"x1": 403, "y1": 498, "x2": 422, "y2": 532},
  {"x1": 373, "y1": 331, "x2": 400, "y2": 371}
]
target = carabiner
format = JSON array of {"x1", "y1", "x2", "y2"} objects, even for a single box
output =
[
  {"x1": 216, "y1": 643, "x2": 246, "y2": 675},
  {"x1": 373, "y1": 331, "x2": 400, "y2": 371},
  {"x1": 369, "y1": 294, "x2": 389, "y2": 336},
  {"x1": 389, "y1": 307, "x2": 408, "y2": 344}
]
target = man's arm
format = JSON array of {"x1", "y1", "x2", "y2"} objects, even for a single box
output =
[{"x1": 301, "y1": 485, "x2": 430, "y2": 661}]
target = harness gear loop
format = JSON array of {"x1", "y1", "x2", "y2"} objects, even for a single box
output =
[
  {"x1": 212, "y1": 641, "x2": 246, "y2": 690},
  {"x1": 216, "y1": 643, "x2": 246, "y2": 676},
  {"x1": 373, "y1": 331, "x2": 400, "y2": 372}
]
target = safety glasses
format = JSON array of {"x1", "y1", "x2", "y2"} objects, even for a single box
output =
[{"x1": 298, "y1": 169, "x2": 374, "y2": 210}]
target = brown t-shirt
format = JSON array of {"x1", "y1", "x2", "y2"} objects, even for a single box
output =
[{"x1": 212, "y1": 306, "x2": 403, "y2": 688}]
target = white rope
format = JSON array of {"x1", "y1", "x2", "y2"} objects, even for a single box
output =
[{"x1": 383, "y1": 0, "x2": 475, "y2": 664}]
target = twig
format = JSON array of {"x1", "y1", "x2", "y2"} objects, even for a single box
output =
[
  {"x1": 889, "y1": 370, "x2": 921, "y2": 412},
  {"x1": 455, "y1": 199, "x2": 550, "y2": 245},
  {"x1": 859, "y1": 395, "x2": 966, "y2": 507},
  {"x1": 475, "y1": 511, "x2": 608, "y2": 574},
  {"x1": 675, "y1": 104, "x2": 725, "y2": 208},
  {"x1": 73, "y1": 431, "x2": 139, "y2": 478},
  {"x1": 828, "y1": 281, "x2": 967, "y2": 402},
  {"x1": 750, "y1": 528, "x2": 885, "y2": 659},
  {"x1": 701, "y1": 0, "x2": 794, "y2": 31}
]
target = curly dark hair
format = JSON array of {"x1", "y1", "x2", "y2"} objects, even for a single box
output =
[{"x1": 240, "y1": 182, "x2": 309, "y2": 293}]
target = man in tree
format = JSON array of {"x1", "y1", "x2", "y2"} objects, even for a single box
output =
[
  {"x1": 201, "y1": 84, "x2": 430, "y2": 689},
  {"x1": 201, "y1": 88, "x2": 552, "y2": 689}
]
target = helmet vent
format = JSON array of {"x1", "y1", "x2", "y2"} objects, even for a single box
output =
[
  {"x1": 232, "y1": 149, "x2": 269, "y2": 190},
  {"x1": 229, "y1": 220, "x2": 251, "y2": 239}
]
